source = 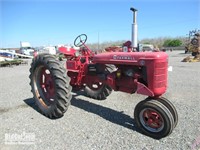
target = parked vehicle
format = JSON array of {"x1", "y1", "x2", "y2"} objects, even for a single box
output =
[
  {"x1": 29, "y1": 34, "x2": 178, "y2": 139},
  {"x1": 19, "y1": 42, "x2": 34, "y2": 56},
  {"x1": 185, "y1": 30, "x2": 200, "y2": 56}
]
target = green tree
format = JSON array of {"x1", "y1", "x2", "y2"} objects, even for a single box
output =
[
  {"x1": 169, "y1": 39, "x2": 182, "y2": 47},
  {"x1": 143, "y1": 42, "x2": 150, "y2": 44},
  {"x1": 163, "y1": 39, "x2": 182, "y2": 47},
  {"x1": 163, "y1": 39, "x2": 172, "y2": 47}
]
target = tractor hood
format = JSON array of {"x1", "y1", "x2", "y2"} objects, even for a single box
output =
[{"x1": 92, "y1": 52, "x2": 168, "y2": 65}]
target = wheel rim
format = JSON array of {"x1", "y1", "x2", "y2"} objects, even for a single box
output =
[
  {"x1": 139, "y1": 108, "x2": 164, "y2": 132},
  {"x1": 33, "y1": 65, "x2": 55, "y2": 108},
  {"x1": 87, "y1": 82, "x2": 103, "y2": 91}
]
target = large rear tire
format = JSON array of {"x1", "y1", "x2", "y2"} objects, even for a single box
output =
[
  {"x1": 134, "y1": 99, "x2": 175, "y2": 139},
  {"x1": 29, "y1": 54, "x2": 72, "y2": 118}
]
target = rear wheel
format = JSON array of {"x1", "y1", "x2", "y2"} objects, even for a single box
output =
[
  {"x1": 84, "y1": 64, "x2": 116, "y2": 100},
  {"x1": 29, "y1": 54, "x2": 72, "y2": 118},
  {"x1": 134, "y1": 99, "x2": 175, "y2": 139},
  {"x1": 84, "y1": 82, "x2": 112, "y2": 100}
]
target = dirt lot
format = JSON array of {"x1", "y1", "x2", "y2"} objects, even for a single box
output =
[{"x1": 0, "y1": 51, "x2": 200, "y2": 150}]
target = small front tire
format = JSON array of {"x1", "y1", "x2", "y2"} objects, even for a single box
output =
[
  {"x1": 156, "y1": 97, "x2": 178, "y2": 128},
  {"x1": 134, "y1": 99, "x2": 175, "y2": 139}
]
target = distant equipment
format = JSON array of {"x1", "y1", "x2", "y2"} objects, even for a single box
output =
[
  {"x1": 20, "y1": 41, "x2": 31, "y2": 48},
  {"x1": 19, "y1": 41, "x2": 34, "y2": 56},
  {"x1": 0, "y1": 50, "x2": 16, "y2": 61},
  {"x1": 0, "y1": 49, "x2": 33, "y2": 60},
  {"x1": 42, "y1": 46, "x2": 56, "y2": 55},
  {"x1": 138, "y1": 44, "x2": 154, "y2": 52},
  {"x1": 185, "y1": 30, "x2": 200, "y2": 56}
]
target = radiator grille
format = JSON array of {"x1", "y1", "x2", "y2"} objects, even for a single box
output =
[{"x1": 154, "y1": 62, "x2": 167, "y2": 88}]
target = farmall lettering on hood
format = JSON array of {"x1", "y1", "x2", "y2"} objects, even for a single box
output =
[{"x1": 113, "y1": 55, "x2": 135, "y2": 60}]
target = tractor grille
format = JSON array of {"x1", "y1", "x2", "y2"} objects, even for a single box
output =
[{"x1": 154, "y1": 62, "x2": 167, "y2": 88}]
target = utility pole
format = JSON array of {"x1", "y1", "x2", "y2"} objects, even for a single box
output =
[{"x1": 98, "y1": 32, "x2": 100, "y2": 50}]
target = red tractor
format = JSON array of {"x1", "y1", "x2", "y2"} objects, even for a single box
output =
[{"x1": 29, "y1": 33, "x2": 178, "y2": 139}]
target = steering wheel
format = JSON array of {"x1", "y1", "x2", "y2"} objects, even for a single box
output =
[{"x1": 74, "y1": 34, "x2": 87, "y2": 47}]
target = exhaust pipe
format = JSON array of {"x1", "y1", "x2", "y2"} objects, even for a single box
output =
[{"x1": 130, "y1": 7, "x2": 138, "y2": 51}]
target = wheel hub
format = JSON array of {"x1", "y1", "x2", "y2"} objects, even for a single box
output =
[
  {"x1": 140, "y1": 108, "x2": 164, "y2": 132},
  {"x1": 88, "y1": 82, "x2": 103, "y2": 90},
  {"x1": 34, "y1": 66, "x2": 56, "y2": 107},
  {"x1": 40, "y1": 68, "x2": 55, "y2": 101}
]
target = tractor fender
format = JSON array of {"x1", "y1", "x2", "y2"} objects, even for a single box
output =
[{"x1": 59, "y1": 46, "x2": 77, "y2": 56}]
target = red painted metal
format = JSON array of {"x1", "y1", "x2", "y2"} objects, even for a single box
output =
[
  {"x1": 142, "y1": 109, "x2": 163, "y2": 129},
  {"x1": 136, "y1": 82, "x2": 154, "y2": 97},
  {"x1": 39, "y1": 68, "x2": 55, "y2": 103},
  {"x1": 59, "y1": 46, "x2": 77, "y2": 57},
  {"x1": 92, "y1": 52, "x2": 168, "y2": 96},
  {"x1": 59, "y1": 35, "x2": 168, "y2": 98}
]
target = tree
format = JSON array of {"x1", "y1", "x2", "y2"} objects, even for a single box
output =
[
  {"x1": 163, "y1": 39, "x2": 182, "y2": 47},
  {"x1": 163, "y1": 39, "x2": 172, "y2": 47},
  {"x1": 143, "y1": 42, "x2": 150, "y2": 44}
]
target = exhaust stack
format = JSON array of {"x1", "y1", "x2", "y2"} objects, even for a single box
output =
[{"x1": 130, "y1": 7, "x2": 138, "y2": 50}]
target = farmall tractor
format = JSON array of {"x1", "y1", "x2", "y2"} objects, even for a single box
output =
[{"x1": 29, "y1": 8, "x2": 178, "y2": 139}]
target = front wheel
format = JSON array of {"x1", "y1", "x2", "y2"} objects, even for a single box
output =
[
  {"x1": 134, "y1": 99, "x2": 175, "y2": 139},
  {"x1": 29, "y1": 54, "x2": 72, "y2": 118},
  {"x1": 156, "y1": 97, "x2": 178, "y2": 128}
]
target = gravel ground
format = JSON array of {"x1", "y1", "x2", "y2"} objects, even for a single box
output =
[{"x1": 0, "y1": 51, "x2": 200, "y2": 150}]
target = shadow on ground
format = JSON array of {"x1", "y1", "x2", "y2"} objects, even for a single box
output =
[
  {"x1": 71, "y1": 92, "x2": 136, "y2": 131},
  {"x1": 24, "y1": 92, "x2": 138, "y2": 132},
  {"x1": 23, "y1": 98, "x2": 41, "y2": 114}
]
